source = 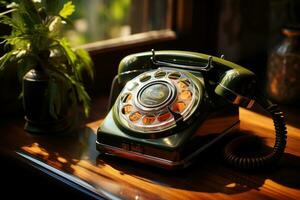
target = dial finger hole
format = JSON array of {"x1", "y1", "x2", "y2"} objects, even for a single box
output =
[
  {"x1": 168, "y1": 72, "x2": 181, "y2": 80},
  {"x1": 122, "y1": 105, "x2": 133, "y2": 115},
  {"x1": 179, "y1": 90, "x2": 192, "y2": 100},
  {"x1": 154, "y1": 71, "x2": 166, "y2": 79},
  {"x1": 177, "y1": 79, "x2": 190, "y2": 90},
  {"x1": 129, "y1": 111, "x2": 142, "y2": 122},
  {"x1": 172, "y1": 102, "x2": 187, "y2": 113},
  {"x1": 142, "y1": 115, "x2": 156, "y2": 125},
  {"x1": 121, "y1": 93, "x2": 132, "y2": 103},
  {"x1": 157, "y1": 112, "x2": 171, "y2": 122},
  {"x1": 140, "y1": 74, "x2": 151, "y2": 82}
]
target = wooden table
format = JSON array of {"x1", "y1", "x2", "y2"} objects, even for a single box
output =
[{"x1": 1, "y1": 96, "x2": 300, "y2": 200}]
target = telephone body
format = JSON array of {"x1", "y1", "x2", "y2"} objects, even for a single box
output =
[{"x1": 96, "y1": 50, "x2": 287, "y2": 170}]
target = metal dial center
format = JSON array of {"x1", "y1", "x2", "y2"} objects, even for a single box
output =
[{"x1": 139, "y1": 83, "x2": 171, "y2": 107}]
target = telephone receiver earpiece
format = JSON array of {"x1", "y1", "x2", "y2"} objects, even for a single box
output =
[{"x1": 214, "y1": 69, "x2": 256, "y2": 109}]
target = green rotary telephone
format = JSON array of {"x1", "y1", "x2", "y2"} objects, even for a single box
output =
[{"x1": 96, "y1": 50, "x2": 287, "y2": 170}]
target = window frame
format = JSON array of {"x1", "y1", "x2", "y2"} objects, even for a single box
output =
[{"x1": 77, "y1": 0, "x2": 177, "y2": 55}]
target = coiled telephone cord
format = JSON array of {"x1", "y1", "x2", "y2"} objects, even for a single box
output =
[{"x1": 224, "y1": 104, "x2": 287, "y2": 170}]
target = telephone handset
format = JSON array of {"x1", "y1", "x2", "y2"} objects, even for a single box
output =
[{"x1": 97, "y1": 50, "x2": 287, "y2": 170}]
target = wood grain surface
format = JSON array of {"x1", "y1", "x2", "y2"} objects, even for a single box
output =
[{"x1": 0, "y1": 97, "x2": 300, "y2": 200}]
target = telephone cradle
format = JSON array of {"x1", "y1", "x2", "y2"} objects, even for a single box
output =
[{"x1": 96, "y1": 50, "x2": 287, "y2": 170}]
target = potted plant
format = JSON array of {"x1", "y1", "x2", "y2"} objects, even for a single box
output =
[{"x1": 0, "y1": 0, "x2": 94, "y2": 134}]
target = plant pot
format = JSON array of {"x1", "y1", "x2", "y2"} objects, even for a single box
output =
[{"x1": 23, "y1": 68, "x2": 75, "y2": 134}]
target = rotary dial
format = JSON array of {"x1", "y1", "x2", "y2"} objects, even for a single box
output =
[{"x1": 116, "y1": 68, "x2": 202, "y2": 134}]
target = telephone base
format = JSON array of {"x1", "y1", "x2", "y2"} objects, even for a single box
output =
[
  {"x1": 97, "y1": 122, "x2": 238, "y2": 169},
  {"x1": 96, "y1": 105, "x2": 239, "y2": 169}
]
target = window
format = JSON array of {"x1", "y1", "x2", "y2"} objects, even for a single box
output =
[
  {"x1": 64, "y1": 0, "x2": 173, "y2": 47},
  {"x1": 65, "y1": 0, "x2": 193, "y2": 95}
]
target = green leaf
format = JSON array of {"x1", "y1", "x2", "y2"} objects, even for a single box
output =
[
  {"x1": 75, "y1": 48, "x2": 94, "y2": 80},
  {"x1": 59, "y1": 1, "x2": 75, "y2": 19},
  {"x1": 57, "y1": 38, "x2": 77, "y2": 66},
  {"x1": 75, "y1": 82, "x2": 90, "y2": 117},
  {"x1": 6, "y1": 2, "x2": 19, "y2": 9},
  {"x1": 48, "y1": 16, "x2": 61, "y2": 32},
  {"x1": 0, "y1": 15, "x2": 21, "y2": 31},
  {"x1": 56, "y1": 38, "x2": 82, "y2": 81},
  {"x1": 0, "y1": 51, "x2": 13, "y2": 73},
  {"x1": 59, "y1": 73, "x2": 91, "y2": 117}
]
